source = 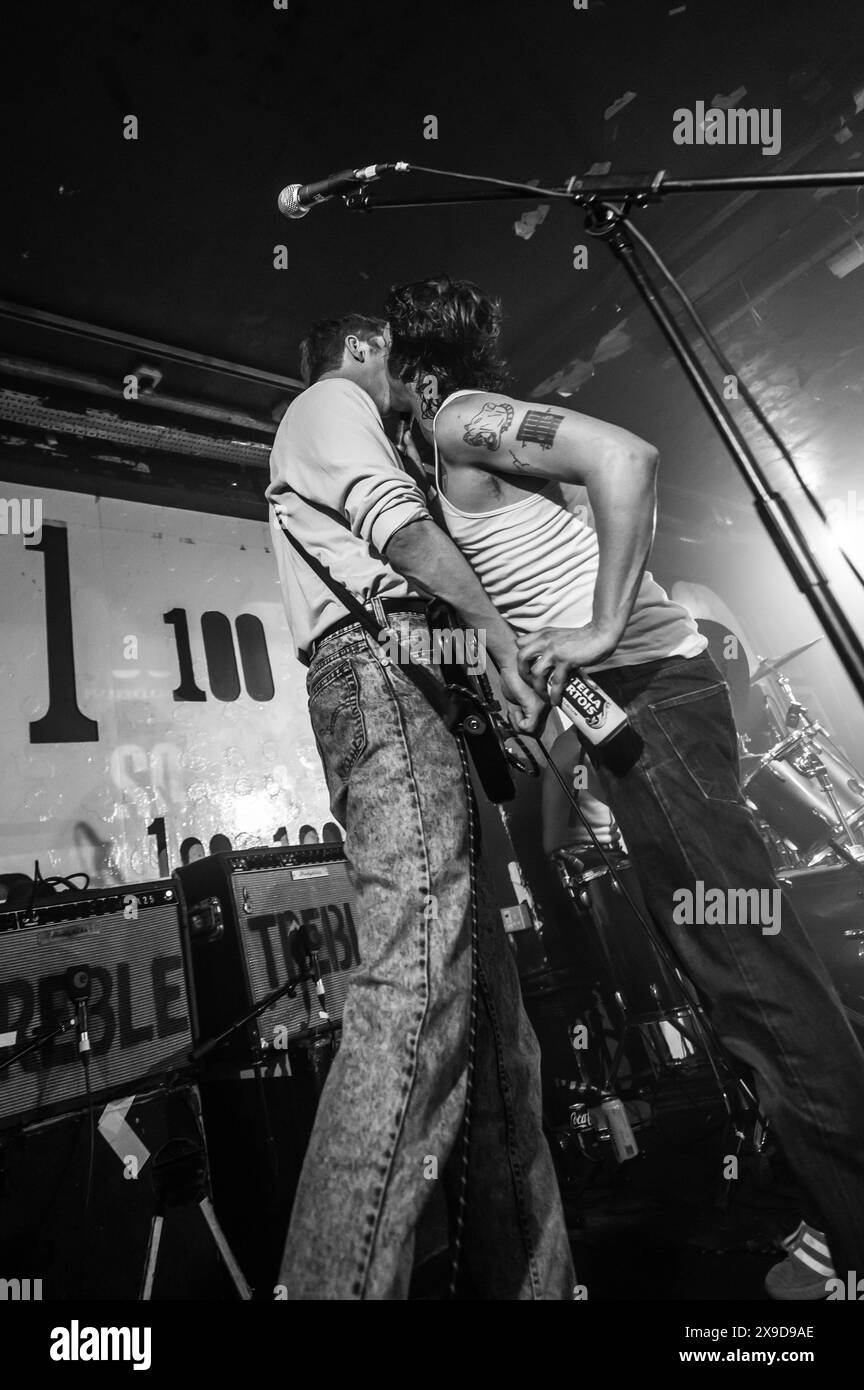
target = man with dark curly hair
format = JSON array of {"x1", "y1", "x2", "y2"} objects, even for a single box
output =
[{"x1": 383, "y1": 275, "x2": 864, "y2": 1301}]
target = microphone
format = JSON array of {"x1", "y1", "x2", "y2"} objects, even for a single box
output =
[
  {"x1": 277, "y1": 162, "x2": 405, "y2": 219},
  {"x1": 290, "y1": 924, "x2": 330, "y2": 1022},
  {"x1": 65, "y1": 964, "x2": 92, "y2": 1058}
]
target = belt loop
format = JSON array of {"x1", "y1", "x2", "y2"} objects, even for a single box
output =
[{"x1": 370, "y1": 596, "x2": 387, "y2": 632}]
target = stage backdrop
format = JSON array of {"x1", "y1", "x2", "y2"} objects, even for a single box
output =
[{"x1": 0, "y1": 482, "x2": 329, "y2": 886}]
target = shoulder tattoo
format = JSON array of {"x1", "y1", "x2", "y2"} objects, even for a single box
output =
[
  {"x1": 462, "y1": 401, "x2": 514, "y2": 451},
  {"x1": 515, "y1": 408, "x2": 564, "y2": 450}
]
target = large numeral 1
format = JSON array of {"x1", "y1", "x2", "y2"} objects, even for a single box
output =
[
  {"x1": 147, "y1": 816, "x2": 169, "y2": 877},
  {"x1": 28, "y1": 525, "x2": 99, "y2": 744},
  {"x1": 164, "y1": 608, "x2": 207, "y2": 701}
]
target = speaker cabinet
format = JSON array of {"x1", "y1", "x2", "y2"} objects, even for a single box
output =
[
  {"x1": 0, "y1": 882, "x2": 192, "y2": 1128},
  {"x1": 174, "y1": 845, "x2": 360, "y2": 1063}
]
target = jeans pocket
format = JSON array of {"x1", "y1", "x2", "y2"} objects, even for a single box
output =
[
  {"x1": 307, "y1": 658, "x2": 367, "y2": 788},
  {"x1": 648, "y1": 679, "x2": 742, "y2": 804}
]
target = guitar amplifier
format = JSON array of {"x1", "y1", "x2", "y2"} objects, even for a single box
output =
[
  {"x1": 174, "y1": 844, "x2": 361, "y2": 1064},
  {"x1": 0, "y1": 881, "x2": 193, "y2": 1129}
]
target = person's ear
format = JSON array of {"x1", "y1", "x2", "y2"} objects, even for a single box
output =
[{"x1": 345, "y1": 334, "x2": 366, "y2": 364}]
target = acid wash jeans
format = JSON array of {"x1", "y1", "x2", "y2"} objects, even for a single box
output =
[
  {"x1": 588, "y1": 652, "x2": 864, "y2": 1281},
  {"x1": 278, "y1": 612, "x2": 574, "y2": 1299}
]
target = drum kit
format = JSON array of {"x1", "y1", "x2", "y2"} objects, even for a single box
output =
[{"x1": 734, "y1": 638, "x2": 864, "y2": 870}]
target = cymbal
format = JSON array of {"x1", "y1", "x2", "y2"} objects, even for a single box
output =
[{"x1": 750, "y1": 638, "x2": 821, "y2": 685}]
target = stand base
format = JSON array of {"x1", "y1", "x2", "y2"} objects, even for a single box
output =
[{"x1": 141, "y1": 1198, "x2": 252, "y2": 1301}]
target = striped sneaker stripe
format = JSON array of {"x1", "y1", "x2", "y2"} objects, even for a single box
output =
[
  {"x1": 793, "y1": 1246, "x2": 835, "y2": 1277},
  {"x1": 801, "y1": 1231, "x2": 831, "y2": 1259}
]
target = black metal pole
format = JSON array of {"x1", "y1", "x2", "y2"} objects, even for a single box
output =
[{"x1": 584, "y1": 204, "x2": 864, "y2": 704}]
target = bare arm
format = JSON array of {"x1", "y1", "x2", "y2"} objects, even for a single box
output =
[
  {"x1": 435, "y1": 393, "x2": 659, "y2": 697},
  {"x1": 384, "y1": 516, "x2": 545, "y2": 733}
]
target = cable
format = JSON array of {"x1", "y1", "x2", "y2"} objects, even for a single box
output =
[
  {"x1": 402, "y1": 162, "x2": 575, "y2": 203},
  {"x1": 82, "y1": 1055, "x2": 96, "y2": 1212},
  {"x1": 19, "y1": 864, "x2": 90, "y2": 920}
]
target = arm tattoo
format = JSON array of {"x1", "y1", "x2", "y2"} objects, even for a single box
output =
[
  {"x1": 515, "y1": 408, "x2": 564, "y2": 450},
  {"x1": 508, "y1": 449, "x2": 530, "y2": 470},
  {"x1": 462, "y1": 401, "x2": 514, "y2": 451}
]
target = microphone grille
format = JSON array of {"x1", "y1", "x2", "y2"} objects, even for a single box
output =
[{"x1": 277, "y1": 184, "x2": 309, "y2": 219}]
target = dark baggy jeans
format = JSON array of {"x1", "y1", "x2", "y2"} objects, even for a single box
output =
[
  {"x1": 278, "y1": 613, "x2": 574, "y2": 1299},
  {"x1": 588, "y1": 652, "x2": 864, "y2": 1279}
]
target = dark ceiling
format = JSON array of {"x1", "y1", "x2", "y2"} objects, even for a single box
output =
[{"x1": 2, "y1": 0, "x2": 864, "y2": 535}]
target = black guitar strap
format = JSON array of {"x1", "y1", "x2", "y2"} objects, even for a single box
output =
[
  {"x1": 269, "y1": 484, "x2": 515, "y2": 802},
  {"x1": 270, "y1": 488, "x2": 475, "y2": 719}
]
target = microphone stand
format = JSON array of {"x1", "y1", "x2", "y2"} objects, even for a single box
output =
[
  {"x1": 0, "y1": 1014, "x2": 77, "y2": 1072},
  {"x1": 345, "y1": 163, "x2": 864, "y2": 708},
  {"x1": 188, "y1": 970, "x2": 309, "y2": 1063}
]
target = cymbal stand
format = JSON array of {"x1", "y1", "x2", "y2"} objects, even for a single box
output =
[{"x1": 776, "y1": 675, "x2": 864, "y2": 850}]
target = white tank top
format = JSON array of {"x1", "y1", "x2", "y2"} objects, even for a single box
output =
[{"x1": 432, "y1": 390, "x2": 706, "y2": 672}]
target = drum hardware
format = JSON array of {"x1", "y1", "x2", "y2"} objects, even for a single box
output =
[
  {"x1": 743, "y1": 640, "x2": 821, "y2": 750},
  {"x1": 533, "y1": 739, "x2": 766, "y2": 1155},
  {"x1": 612, "y1": 981, "x2": 702, "y2": 1084},
  {"x1": 739, "y1": 656, "x2": 864, "y2": 861}
]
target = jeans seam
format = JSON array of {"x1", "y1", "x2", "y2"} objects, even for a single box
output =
[
  {"x1": 353, "y1": 650, "x2": 434, "y2": 1299},
  {"x1": 475, "y1": 954, "x2": 544, "y2": 1299}
]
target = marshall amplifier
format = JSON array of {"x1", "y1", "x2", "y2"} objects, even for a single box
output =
[
  {"x1": 0, "y1": 882, "x2": 193, "y2": 1129},
  {"x1": 174, "y1": 844, "x2": 361, "y2": 1064}
]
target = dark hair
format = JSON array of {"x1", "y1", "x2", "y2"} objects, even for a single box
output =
[
  {"x1": 179, "y1": 837, "x2": 204, "y2": 865},
  {"x1": 322, "y1": 821, "x2": 343, "y2": 843},
  {"x1": 209, "y1": 834, "x2": 232, "y2": 854},
  {"x1": 384, "y1": 276, "x2": 508, "y2": 400},
  {"x1": 299, "y1": 313, "x2": 388, "y2": 387},
  {"x1": 298, "y1": 824, "x2": 318, "y2": 842}
]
